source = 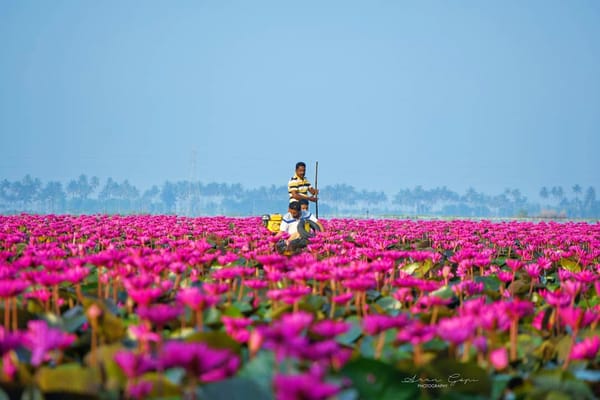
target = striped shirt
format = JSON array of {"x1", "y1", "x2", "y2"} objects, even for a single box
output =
[{"x1": 288, "y1": 174, "x2": 311, "y2": 203}]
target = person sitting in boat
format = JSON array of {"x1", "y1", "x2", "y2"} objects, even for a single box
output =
[{"x1": 275, "y1": 201, "x2": 323, "y2": 252}]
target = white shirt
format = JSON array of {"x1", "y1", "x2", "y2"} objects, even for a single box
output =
[{"x1": 279, "y1": 210, "x2": 319, "y2": 235}]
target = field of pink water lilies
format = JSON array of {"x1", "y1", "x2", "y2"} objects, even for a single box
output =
[{"x1": 0, "y1": 215, "x2": 599, "y2": 400}]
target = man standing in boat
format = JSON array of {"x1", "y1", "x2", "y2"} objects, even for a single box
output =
[{"x1": 288, "y1": 162, "x2": 319, "y2": 209}]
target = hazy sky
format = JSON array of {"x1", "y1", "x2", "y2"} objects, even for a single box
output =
[{"x1": 1, "y1": 1, "x2": 599, "y2": 199}]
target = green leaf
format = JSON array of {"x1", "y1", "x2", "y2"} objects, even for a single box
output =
[
  {"x1": 401, "y1": 263, "x2": 420, "y2": 276},
  {"x1": 222, "y1": 304, "x2": 243, "y2": 318},
  {"x1": 336, "y1": 388, "x2": 360, "y2": 400},
  {"x1": 204, "y1": 307, "x2": 222, "y2": 325},
  {"x1": 62, "y1": 307, "x2": 88, "y2": 333},
  {"x1": 81, "y1": 299, "x2": 126, "y2": 343},
  {"x1": 555, "y1": 335, "x2": 572, "y2": 363},
  {"x1": 574, "y1": 368, "x2": 600, "y2": 382},
  {"x1": 139, "y1": 372, "x2": 182, "y2": 398},
  {"x1": 530, "y1": 369, "x2": 595, "y2": 400},
  {"x1": 359, "y1": 335, "x2": 375, "y2": 359},
  {"x1": 475, "y1": 275, "x2": 501, "y2": 292},
  {"x1": 200, "y1": 377, "x2": 272, "y2": 400},
  {"x1": 336, "y1": 316, "x2": 363, "y2": 346},
  {"x1": 231, "y1": 300, "x2": 253, "y2": 314},
  {"x1": 559, "y1": 258, "x2": 581, "y2": 273},
  {"x1": 417, "y1": 259, "x2": 434, "y2": 278},
  {"x1": 490, "y1": 374, "x2": 511, "y2": 400},
  {"x1": 185, "y1": 331, "x2": 242, "y2": 354},
  {"x1": 422, "y1": 358, "x2": 492, "y2": 395},
  {"x1": 375, "y1": 296, "x2": 402, "y2": 314},
  {"x1": 164, "y1": 368, "x2": 186, "y2": 386},
  {"x1": 237, "y1": 351, "x2": 276, "y2": 398},
  {"x1": 35, "y1": 363, "x2": 100, "y2": 395},
  {"x1": 305, "y1": 294, "x2": 326, "y2": 311},
  {"x1": 340, "y1": 357, "x2": 419, "y2": 400},
  {"x1": 544, "y1": 391, "x2": 575, "y2": 400},
  {"x1": 266, "y1": 304, "x2": 292, "y2": 320},
  {"x1": 19, "y1": 386, "x2": 44, "y2": 400},
  {"x1": 90, "y1": 344, "x2": 126, "y2": 391},
  {"x1": 517, "y1": 334, "x2": 543, "y2": 359},
  {"x1": 429, "y1": 285, "x2": 455, "y2": 300}
]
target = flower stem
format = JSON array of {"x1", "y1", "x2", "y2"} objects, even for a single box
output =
[
  {"x1": 562, "y1": 328, "x2": 579, "y2": 371},
  {"x1": 53, "y1": 285, "x2": 60, "y2": 315},
  {"x1": 375, "y1": 332, "x2": 386, "y2": 360},
  {"x1": 329, "y1": 302, "x2": 336, "y2": 319},
  {"x1": 510, "y1": 318, "x2": 518, "y2": 362},
  {"x1": 11, "y1": 297, "x2": 17, "y2": 331},
  {"x1": 195, "y1": 309, "x2": 203, "y2": 332},
  {"x1": 3, "y1": 298, "x2": 9, "y2": 330},
  {"x1": 414, "y1": 343, "x2": 423, "y2": 366}
]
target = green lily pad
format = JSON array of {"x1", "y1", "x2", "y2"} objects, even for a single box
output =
[
  {"x1": 237, "y1": 351, "x2": 276, "y2": 397},
  {"x1": 559, "y1": 258, "x2": 581, "y2": 273},
  {"x1": 530, "y1": 369, "x2": 595, "y2": 400},
  {"x1": 336, "y1": 316, "x2": 363, "y2": 346},
  {"x1": 340, "y1": 357, "x2": 419, "y2": 400},
  {"x1": 421, "y1": 358, "x2": 492, "y2": 396},
  {"x1": 185, "y1": 331, "x2": 242, "y2": 354},
  {"x1": 139, "y1": 372, "x2": 182, "y2": 398},
  {"x1": 201, "y1": 377, "x2": 272, "y2": 400},
  {"x1": 36, "y1": 363, "x2": 100, "y2": 395}
]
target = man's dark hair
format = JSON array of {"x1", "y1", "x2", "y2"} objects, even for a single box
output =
[
  {"x1": 289, "y1": 201, "x2": 301, "y2": 211},
  {"x1": 299, "y1": 199, "x2": 309, "y2": 206},
  {"x1": 295, "y1": 162, "x2": 306, "y2": 170}
]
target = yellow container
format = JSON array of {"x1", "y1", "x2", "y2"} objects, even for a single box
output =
[{"x1": 262, "y1": 214, "x2": 283, "y2": 233}]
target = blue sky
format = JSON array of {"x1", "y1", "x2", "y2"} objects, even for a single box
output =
[{"x1": 1, "y1": 1, "x2": 599, "y2": 199}]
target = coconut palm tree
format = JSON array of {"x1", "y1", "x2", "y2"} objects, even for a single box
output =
[{"x1": 38, "y1": 181, "x2": 66, "y2": 213}]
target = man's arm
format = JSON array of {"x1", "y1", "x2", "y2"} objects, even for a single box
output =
[{"x1": 290, "y1": 189, "x2": 316, "y2": 202}]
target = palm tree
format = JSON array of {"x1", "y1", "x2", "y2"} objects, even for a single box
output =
[
  {"x1": 38, "y1": 181, "x2": 66, "y2": 213},
  {"x1": 65, "y1": 174, "x2": 99, "y2": 212},
  {"x1": 161, "y1": 181, "x2": 177, "y2": 214},
  {"x1": 17, "y1": 175, "x2": 42, "y2": 211},
  {"x1": 550, "y1": 186, "x2": 564, "y2": 205},
  {"x1": 571, "y1": 184, "x2": 583, "y2": 216},
  {"x1": 539, "y1": 187, "x2": 549, "y2": 200},
  {"x1": 583, "y1": 187, "x2": 597, "y2": 217}
]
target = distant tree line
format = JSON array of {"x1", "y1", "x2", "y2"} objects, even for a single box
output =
[{"x1": 1, "y1": 175, "x2": 598, "y2": 219}]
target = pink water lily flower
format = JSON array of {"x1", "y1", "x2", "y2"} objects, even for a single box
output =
[
  {"x1": 310, "y1": 320, "x2": 350, "y2": 338},
  {"x1": 490, "y1": 347, "x2": 509, "y2": 370},
  {"x1": 221, "y1": 316, "x2": 253, "y2": 343},
  {"x1": 396, "y1": 321, "x2": 436, "y2": 345},
  {"x1": 0, "y1": 279, "x2": 29, "y2": 298},
  {"x1": 137, "y1": 304, "x2": 183, "y2": 327},
  {"x1": 125, "y1": 380, "x2": 153, "y2": 400},
  {"x1": 177, "y1": 287, "x2": 218, "y2": 311},
  {"x1": 159, "y1": 340, "x2": 240, "y2": 383},
  {"x1": 569, "y1": 336, "x2": 600, "y2": 360},
  {"x1": 114, "y1": 350, "x2": 157, "y2": 379},
  {"x1": 332, "y1": 292, "x2": 353, "y2": 304},
  {"x1": 23, "y1": 320, "x2": 76, "y2": 366},
  {"x1": 274, "y1": 371, "x2": 340, "y2": 400},
  {"x1": 362, "y1": 314, "x2": 410, "y2": 336},
  {"x1": 437, "y1": 316, "x2": 476, "y2": 345},
  {"x1": 0, "y1": 327, "x2": 22, "y2": 355}
]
